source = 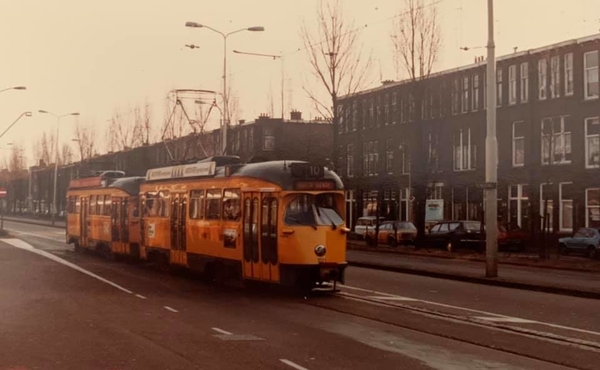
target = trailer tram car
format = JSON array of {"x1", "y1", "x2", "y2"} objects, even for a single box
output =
[
  {"x1": 66, "y1": 171, "x2": 145, "y2": 259},
  {"x1": 138, "y1": 157, "x2": 348, "y2": 288}
]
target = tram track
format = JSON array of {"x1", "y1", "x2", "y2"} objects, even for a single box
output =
[{"x1": 304, "y1": 288, "x2": 600, "y2": 370}]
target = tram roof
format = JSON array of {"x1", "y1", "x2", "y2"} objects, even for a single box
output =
[{"x1": 108, "y1": 176, "x2": 146, "y2": 195}]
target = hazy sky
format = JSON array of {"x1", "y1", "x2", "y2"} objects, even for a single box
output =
[{"x1": 1, "y1": 0, "x2": 599, "y2": 166}]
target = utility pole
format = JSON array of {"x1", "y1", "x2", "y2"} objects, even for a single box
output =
[{"x1": 485, "y1": 0, "x2": 498, "y2": 278}]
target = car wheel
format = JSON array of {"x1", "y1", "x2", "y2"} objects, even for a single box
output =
[
  {"x1": 388, "y1": 237, "x2": 398, "y2": 248},
  {"x1": 446, "y1": 240, "x2": 454, "y2": 252},
  {"x1": 559, "y1": 243, "x2": 569, "y2": 256},
  {"x1": 587, "y1": 246, "x2": 597, "y2": 260}
]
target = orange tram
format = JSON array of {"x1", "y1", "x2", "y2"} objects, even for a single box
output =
[{"x1": 66, "y1": 157, "x2": 348, "y2": 288}]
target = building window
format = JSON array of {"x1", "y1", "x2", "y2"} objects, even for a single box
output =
[
  {"x1": 351, "y1": 101, "x2": 357, "y2": 131},
  {"x1": 550, "y1": 55, "x2": 560, "y2": 99},
  {"x1": 496, "y1": 68, "x2": 503, "y2": 106},
  {"x1": 586, "y1": 188, "x2": 600, "y2": 228},
  {"x1": 362, "y1": 99, "x2": 367, "y2": 130},
  {"x1": 462, "y1": 76, "x2": 469, "y2": 113},
  {"x1": 451, "y1": 79, "x2": 459, "y2": 115},
  {"x1": 427, "y1": 183, "x2": 444, "y2": 200},
  {"x1": 400, "y1": 95, "x2": 406, "y2": 123},
  {"x1": 585, "y1": 117, "x2": 600, "y2": 168},
  {"x1": 453, "y1": 128, "x2": 475, "y2": 171},
  {"x1": 472, "y1": 74, "x2": 479, "y2": 111},
  {"x1": 520, "y1": 62, "x2": 529, "y2": 103},
  {"x1": 391, "y1": 92, "x2": 397, "y2": 124},
  {"x1": 584, "y1": 51, "x2": 599, "y2": 99},
  {"x1": 564, "y1": 53, "x2": 573, "y2": 96},
  {"x1": 384, "y1": 94, "x2": 389, "y2": 125},
  {"x1": 509, "y1": 184, "x2": 529, "y2": 229},
  {"x1": 385, "y1": 139, "x2": 394, "y2": 174},
  {"x1": 346, "y1": 143, "x2": 355, "y2": 178},
  {"x1": 428, "y1": 132, "x2": 439, "y2": 172},
  {"x1": 429, "y1": 92, "x2": 435, "y2": 119},
  {"x1": 540, "y1": 184, "x2": 553, "y2": 231},
  {"x1": 508, "y1": 65, "x2": 517, "y2": 104},
  {"x1": 538, "y1": 58, "x2": 547, "y2": 100},
  {"x1": 408, "y1": 93, "x2": 415, "y2": 121},
  {"x1": 369, "y1": 98, "x2": 374, "y2": 127},
  {"x1": 337, "y1": 105, "x2": 344, "y2": 134},
  {"x1": 512, "y1": 121, "x2": 525, "y2": 167},
  {"x1": 399, "y1": 141, "x2": 409, "y2": 174},
  {"x1": 541, "y1": 116, "x2": 571, "y2": 165},
  {"x1": 438, "y1": 83, "x2": 445, "y2": 117},
  {"x1": 376, "y1": 96, "x2": 382, "y2": 127},
  {"x1": 263, "y1": 127, "x2": 275, "y2": 151},
  {"x1": 421, "y1": 95, "x2": 428, "y2": 120},
  {"x1": 363, "y1": 141, "x2": 379, "y2": 177},
  {"x1": 248, "y1": 127, "x2": 254, "y2": 151},
  {"x1": 559, "y1": 182, "x2": 573, "y2": 232},
  {"x1": 399, "y1": 188, "x2": 410, "y2": 221}
]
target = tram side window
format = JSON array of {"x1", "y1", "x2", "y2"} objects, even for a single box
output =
[
  {"x1": 75, "y1": 196, "x2": 81, "y2": 214},
  {"x1": 189, "y1": 190, "x2": 205, "y2": 219},
  {"x1": 89, "y1": 195, "x2": 96, "y2": 215},
  {"x1": 223, "y1": 189, "x2": 241, "y2": 221},
  {"x1": 158, "y1": 191, "x2": 170, "y2": 217},
  {"x1": 103, "y1": 195, "x2": 112, "y2": 216},
  {"x1": 97, "y1": 194, "x2": 105, "y2": 215},
  {"x1": 206, "y1": 189, "x2": 222, "y2": 220},
  {"x1": 67, "y1": 197, "x2": 74, "y2": 214},
  {"x1": 144, "y1": 192, "x2": 158, "y2": 217}
]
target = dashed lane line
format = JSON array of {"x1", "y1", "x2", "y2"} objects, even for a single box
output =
[
  {"x1": 135, "y1": 294, "x2": 147, "y2": 299},
  {"x1": 3, "y1": 238, "x2": 133, "y2": 294},
  {"x1": 280, "y1": 359, "x2": 309, "y2": 370},
  {"x1": 164, "y1": 306, "x2": 179, "y2": 313},
  {"x1": 212, "y1": 327, "x2": 233, "y2": 335}
]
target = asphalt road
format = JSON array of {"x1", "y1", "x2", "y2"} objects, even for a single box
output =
[{"x1": 1, "y1": 220, "x2": 598, "y2": 370}]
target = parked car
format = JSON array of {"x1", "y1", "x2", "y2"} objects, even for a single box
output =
[
  {"x1": 354, "y1": 216, "x2": 385, "y2": 240},
  {"x1": 422, "y1": 220, "x2": 485, "y2": 251},
  {"x1": 498, "y1": 223, "x2": 529, "y2": 251},
  {"x1": 558, "y1": 228, "x2": 600, "y2": 259},
  {"x1": 365, "y1": 221, "x2": 417, "y2": 247}
]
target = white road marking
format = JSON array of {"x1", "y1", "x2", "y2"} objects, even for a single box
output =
[
  {"x1": 280, "y1": 359, "x2": 309, "y2": 370},
  {"x1": 342, "y1": 284, "x2": 600, "y2": 338},
  {"x1": 6, "y1": 229, "x2": 65, "y2": 243},
  {"x1": 164, "y1": 306, "x2": 178, "y2": 313},
  {"x1": 135, "y1": 294, "x2": 147, "y2": 299},
  {"x1": 475, "y1": 317, "x2": 536, "y2": 323},
  {"x1": 368, "y1": 295, "x2": 418, "y2": 301},
  {"x1": 212, "y1": 327, "x2": 233, "y2": 335},
  {"x1": 3, "y1": 238, "x2": 133, "y2": 294}
]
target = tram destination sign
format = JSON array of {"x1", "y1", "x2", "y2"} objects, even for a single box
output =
[
  {"x1": 146, "y1": 161, "x2": 216, "y2": 181},
  {"x1": 294, "y1": 180, "x2": 335, "y2": 191},
  {"x1": 290, "y1": 163, "x2": 324, "y2": 178}
]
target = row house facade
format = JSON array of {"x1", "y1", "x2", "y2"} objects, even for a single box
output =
[
  {"x1": 337, "y1": 33, "x2": 600, "y2": 235},
  {"x1": 10, "y1": 113, "x2": 331, "y2": 216}
]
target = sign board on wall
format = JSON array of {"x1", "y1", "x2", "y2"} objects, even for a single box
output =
[{"x1": 425, "y1": 199, "x2": 444, "y2": 221}]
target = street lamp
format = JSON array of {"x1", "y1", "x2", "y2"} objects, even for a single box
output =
[
  {"x1": 0, "y1": 86, "x2": 26, "y2": 94},
  {"x1": 233, "y1": 49, "x2": 285, "y2": 119},
  {"x1": 185, "y1": 21, "x2": 264, "y2": 155},
  {"x1": 38, "y1": 110, "x2": 80, "y2": 225}
]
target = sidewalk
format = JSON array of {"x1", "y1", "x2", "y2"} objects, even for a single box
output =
[{"x1": 3, "y1": 216, "x2": 65, "y2": 229}]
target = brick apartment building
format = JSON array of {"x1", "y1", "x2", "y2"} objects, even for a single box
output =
[
  {"x1": 337, "y1": 33, "x2": 600, "y2": 236},
  {"x1": 4, "y1": 113, "x2": 332, "y2": 215}
]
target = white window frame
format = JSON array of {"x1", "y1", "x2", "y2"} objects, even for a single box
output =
[
  {"x1": 451, "y1": 79, "x2": 459, "y2": 115},
  {"x1": 472, "y1": 74, "x2": 479, "y2": 111},
  {"x1": 586, "y1": 188, "x2": 600, "y2": 228},
  {"x1": 520, "y1": 62, "x2": 529, "y2": 103},
  {"x1": 550, "y1": 55, "x2": 560, "y2": 99},
  {"x1": 585, "y1": 117, "x2": 600, "y2": 169},
  {"x1": 453, "y1": 128, "x2": 475, "y2": 171},
  {"x1": 351, "y1": 101, "x2": 357, "y2": 131},
  {"x1": 347, "y1": 143, "x2": 354, "y2": 178},
  {"x1": 508, "y1": 184, "x2": 528, "y2": 228},
  {"x1": 428, "y1": 132, "x2": 439, "y2": 171},
  {"x1": 584, "y1": 50, "x2": 599, "y2": 100},
  {"x1": 508, "y1": 65, "x2": 517, "y2": 105},
  {"x1": 539, "y1": 183, "x2": 554, "y2": 231},
  {"x1": 462, "y1": 76, "x2": 469, "y2": 113},
  {"x1": 541, "y1": 116, "x2": 571, "y2": 165},
  {"x1": 399, "y1": 141, "x2": 409, "y2": 175},
  {"x1": 496, "y1": 68, "x2": 503, "y2": 106},
  {"x1": 384, "y1": 94, "x2": 389, "y2": 125},
  {"x1": 512, "y1": 121, "x2": 524, "y2": 167},
  {"x1": 391, "y1": 92, "x2": 397, "y2": 125},
  {"x1": 262, "y1": 127, "x2": 275, "y2": 151},
  {"x1": 559, "y1": 182, "x2": 573, "y2": 232},
  {"x1": 385, "y1": 138, "x2": 394, "y2": 174},
  {"x1": 564, "y1": 53, "x2": 573, "y2": 97},
  {"x1": 538, "y1": 58, "x2": 547, "y2": 100}
]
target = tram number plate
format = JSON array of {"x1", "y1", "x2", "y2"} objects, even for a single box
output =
[{"x1": 290, "y1": 163, "x2": 324, "y2": 178}]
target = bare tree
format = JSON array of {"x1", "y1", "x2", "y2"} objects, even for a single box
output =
[
  {"x1": 60, "y1": 143, "x2": 73, "y2": 165},
  {"x1": 301, "y1": 0, "x2": 373, "y2": 175},
  {"x1": 391, "y1": 0, "x2": 442, "y2": 240},
  {"x1": 8, "y1": 144, "x2": 25, "y2": 173},
  {"x1": 74, "y1": 121, "x2": 97, "y2": 161}
]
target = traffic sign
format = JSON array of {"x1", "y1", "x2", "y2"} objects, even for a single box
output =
[
  {"x1": 0, "y1": 188, "x2": 7, "y2": 198},
  {"x1": 476, "y1": 182, "x2": 497, "y2": 190}
]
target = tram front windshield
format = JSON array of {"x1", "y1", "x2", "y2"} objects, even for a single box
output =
[{"x1": 284, "y1": 193, "x2": 344, "y2": 227}]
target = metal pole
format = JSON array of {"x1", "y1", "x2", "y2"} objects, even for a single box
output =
[
  {"x1": 222, "y1": 36, "x2": 228, "y2": 155},
  {"x1": 485, "y1": 0, "x2": 498, "y2": 278},
  {"x1": 52, "y1": 116, "x2": 60, "y2": 226},
  {"x1": 281, "y1": 56, "x2": 285, "y2": 119}
]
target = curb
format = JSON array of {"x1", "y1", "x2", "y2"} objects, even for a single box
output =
[
  {"x1": 3, "y1": 218, "x2": 64, "y2": 230},
  {"x1": 348, "y1": 244, "x2": 600, "y2": 275},
  {"x1": 348, "y1": 260, "x2": 600, "y2": 300}
]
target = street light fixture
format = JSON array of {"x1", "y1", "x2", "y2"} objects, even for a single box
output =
[
  {"x1": 185, "y1": 21, "x2": 264, "y2": 155},
  {"x1": 233, "y1": 49, "x2": 285, "y2": 119},
  {"x1": 38, "y1": 110, "x2": 80, "y2": 225},
  {"x1": 0, "y1": 86, "x2": 27, "y2": 94}
]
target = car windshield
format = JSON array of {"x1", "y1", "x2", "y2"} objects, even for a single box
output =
[
  {"x1": 464, "y1": 221, "x2": 483, "y2": 231},
  {"x1": 284, "y1": 193, "x2": 344, "y2": 227}
]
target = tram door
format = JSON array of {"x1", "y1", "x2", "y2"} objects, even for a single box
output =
[
  {"x1": 120, "y1": 198, "x2": 129, "y2": 243},
  {"x1": 111, "y1": 197, "x2": 120, "y2": 242},
  {"x1": 242, "y1": 192, "x2": 279, "y2": 282},
  {"x1": 80, "y1": 197, "x2": 88, "y2": 246},
  {"x1": 170, "y1": 194, "x2": 187, "y2": 265}
]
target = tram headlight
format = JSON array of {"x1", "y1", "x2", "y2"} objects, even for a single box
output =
[{"x1": 314, "y1": 244, "x2": 327, "y2": 257}]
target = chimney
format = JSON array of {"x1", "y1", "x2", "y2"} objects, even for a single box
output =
[
  {"x1": 381, "y1": 79, "x2": 395, "y2": 85},
  {"x1": 239, "y1": 119, "x2": 245, "y2": 124},
  {"x1": 290, "y1": 110, "x2": 302, "y2": 120}
]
